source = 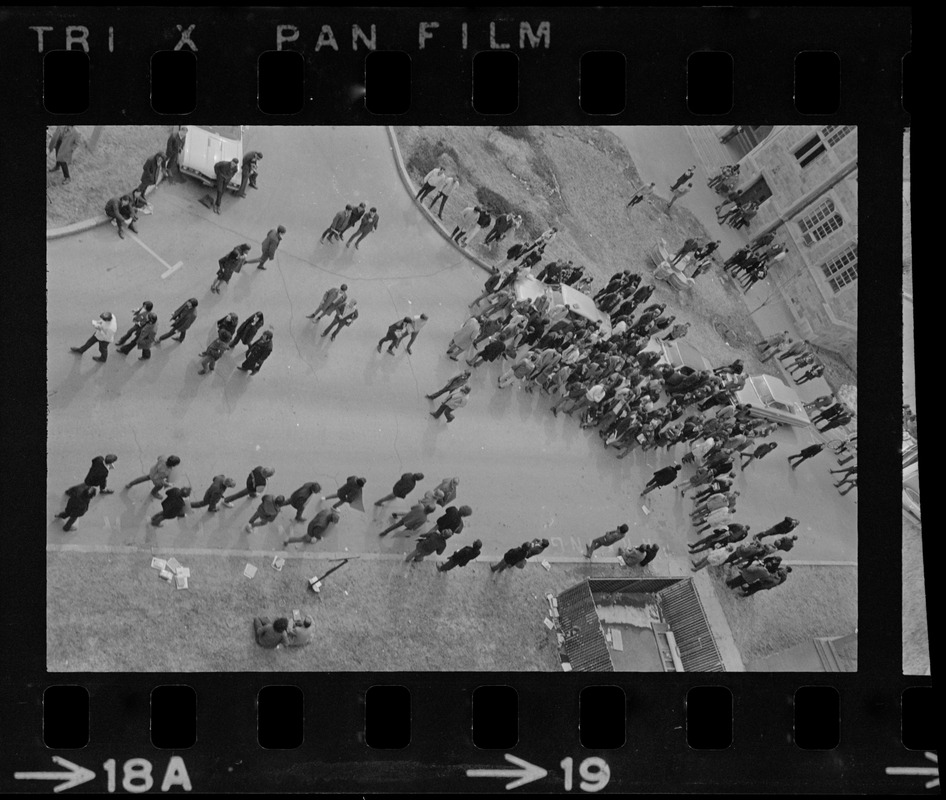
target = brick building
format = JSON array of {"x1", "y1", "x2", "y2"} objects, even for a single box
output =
[{"x1": 733, "y1": 125, "x2": 858, "y2": 367}]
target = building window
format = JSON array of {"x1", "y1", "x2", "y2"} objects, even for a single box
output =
[
  {"x1": 794, "y1": 135, "x2": 827, "y2": 168},
  {"x1": 798, "y1": 199, "x2": 843, "y2": 246},
  {"x1": 822, "y1": 125, "x2": 855, "y2": 147},
  {"x1": 821, "y1": 243, "x2": 858, "y2": 292}
]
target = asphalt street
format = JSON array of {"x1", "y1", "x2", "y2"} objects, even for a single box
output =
[{"x1": 46, "y1": 126, "x2": 857, "y2": 565}]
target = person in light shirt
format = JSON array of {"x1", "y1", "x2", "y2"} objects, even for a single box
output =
[{"x1": 70, "y1": 311, "x2": 118, "y2": 363}]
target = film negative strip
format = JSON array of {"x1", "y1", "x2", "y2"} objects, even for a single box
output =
[{"x1": 1, "y1": 5, "x2": 931, "y2": 795}]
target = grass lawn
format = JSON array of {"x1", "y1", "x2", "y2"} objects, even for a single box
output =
[
  {"x1": 47, "y1": 550, "x2": 639, "y2": 672},
  {"x1": 46, "y1": 125, "x2": 170, "y2": 229},
  {"x1": 902, "y1": 517, "x2": 930, "y2": 674},
  {"x1": 708, "y1": 564, "x2": 857, "y2": 667}
]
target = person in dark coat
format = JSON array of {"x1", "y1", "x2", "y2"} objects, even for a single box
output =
[
  {"x1": 212, "y1": 158, "x2": 240, "y2": 214},
  {"x1": 425, "y1": 505, "x2": 472, "y2": 538},
  {"x1": 379, "y1": 502, "x2": 435, "y2": 538},
  {"x1": 426, "y1": 371, "x2": 472, "y2": 401},
  {"x1": 342, "y1": 202, "x2": 367, "y2": 234},
  {"x1": 158, "y1": 299, "x2": 198, "y2": 343},
  {"x1": 321, "y1": 299, "x2": 359, "y2": 341},
  {"x1": 117, "y1": 301, "x2": 154, "y2": 346},
  {"x1": 491, "y1": 541, "x2": 531, "y2": 573},
  {"x1": 405, "y1": 528, "x2": 452, "y2": 563},
  {"x1": 236, "y1": 150, "x2": 262, "y2": 196},
  {"x1": 164, "y1": 128, "x2": 184, "y2": 182},
  {"x1": 55, "y1": 485, "x2": 96, "y2": 531},
  {"x1": 211, "y1": 244, "x2": 251, "y2": 293},
  {"x1": 321, "y1": 205, "x2": 353, "y2": 243},
  {"x1": 689, "y1": 523, "x2": 750, "y2": 554},
  {"x1": 83, "y1": 454, "x2": 118, "y2": 493},
  {"x1": 639, "y1": 542, "x2": 660, "y2": 567},
  {"x1": 346, "y1": 207, "x2": 380, "y2": 250},
  {"x1": 326, "y1": 476, "x2": 366, "y2": 510},
  {"x1": 438, "y1": 539, "x2": 482, "y2": 572},
  {"x1": 48, "y1": 125, "x2": 81, "y2": 183},
  {"x1": 787, "y1": 442, "x2": 826, "y2": 469},
  {"x1": 216, "y1": 312, "x2": 239, "y2": 342},
  {"x1": 670, "y1": 166, "x2": 696, "y2": 192},
  {"x1": 118, "y1": 312, "x2": 158, "y2": 359},
  {"x1": 467, "y1": 336, "x2": 510, "y2": 368},
  {"x1": 225, "y1": 465, "x2": 275, "y2": 504},
  {"x1": 641, "y1": 464, "x2": 681, "y2": 496},
  {"x1": 229, "y1": 311, "x2": 265, "y2": 350},
  {"x1": 283, "y1": 508, "x2": 340, "y2": 546},
  {"x1": 190, "y1": 474, "x2": 236, "y2": 512},
  {"x1": 375, "y1": 472, "x2": 424, "y2": 507},
  {"x1": 246, "y1": 225, "x2": 285, "y2": 270},
  {"x1": 150, "y1": 487, "x2": 192, "y2": 527},
  {"x1": 244, "y1": 494, "x2": 288, "y2": 532},
  {"x1": 197, "y1": 329, "x2": 232, "y2": 374},
  {"x1": 377, "y1": 317, "x2": 412, "y2": 355},
  {"x1": 739, "y1": 441, "x2": 778, "y2": 471},
  {"x1": 754, "y1": 517, "x2": 799, "y2": 540},
  {"x1": 484, "y1": 212, "x2": 517, "y2": 246},
  {"x1": 237, "y1": 329, "x2": 273, "y2": 374},
  {"x1": 137, "y1": 152, "x2": 166, "y2": 196},
  {"x1": 287, "y1": 482, "x2": 322, "y2": 522},
  {"x1": 105, "y1": 195, "x2": 138, "y2": 239}
]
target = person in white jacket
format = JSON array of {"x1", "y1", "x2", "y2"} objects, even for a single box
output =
[
  {"x1": 451, "y1": 205, "x2": 479, "y2": 244},
  {"x1": 416, "y1": 166, "x2": 446, "y2": 202},
  {"x1": 428, "y1": 175, "x2": 458, "y2": 219},
  {"x1": 70, "y1": 311, "x2": 118, "y2": 362}
]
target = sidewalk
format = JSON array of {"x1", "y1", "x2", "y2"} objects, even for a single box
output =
[{"x1": 685, "y1": 125, "x2": 735, "y2": 174}]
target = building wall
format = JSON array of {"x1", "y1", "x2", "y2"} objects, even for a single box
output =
[{"x1": 737, "y1": 126, "x2": 858, "y2": 365}]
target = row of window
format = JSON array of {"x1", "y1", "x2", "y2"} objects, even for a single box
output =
[{"x1": 793, "y1": 125, "x2": 855, "y2": 169}]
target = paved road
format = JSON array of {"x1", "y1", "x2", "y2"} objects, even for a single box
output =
[{"x1": 47, "y1": 126, "x2": 857, "y2": 565}]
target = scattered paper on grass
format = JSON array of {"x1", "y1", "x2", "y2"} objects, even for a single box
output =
[
  {"x1": 166, "y1": 557, "x2": 182, "y2": 571},
  {"x1": 150, "y1": 557, "x2": 167, "y2": 570},
  {"x1": 175, "y1": 575, "x2": 188, "y2": 590},
  {"x1": 642, "y1": 505, "x2": 651, "y2": 515},
  {"x1": 159, "y1": 569, "x2": 173, "y2": 581},
  {"x1": 243, "y1": 564, "x2": 258, "y2": 579},
  {"x1": 175, "y1": 567, "x2": 190, "y2": 578},
  {"x1": 292, "y1": 609, "x2": 302, "y2": 623},
  {"x1": 543, "y1": 617, "x2": 555, "y2": 630},
  {"x1": 561, "y1": 661, "x2": 572, "y2": 672},
  {"x1": 541, "y1": 560, "x2": 551, "y2": 571},
  {"x1": 272, "y1": 556, "x2": 285, "y2": 571}
]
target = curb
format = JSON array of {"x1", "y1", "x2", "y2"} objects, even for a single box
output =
[
  {"x1": 384, "y1": 125, "x2": 496, "y2": 276},
  {"x1": 46, "y1": 174, "x2": 164, "y2": 241}
]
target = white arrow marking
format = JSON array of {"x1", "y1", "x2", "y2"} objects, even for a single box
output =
[
  {"x1": 14, "y1": 756, "x2": 96, "y2": 792},
  {"x1": 125, "y1": 231, "x2": 184, "y2": 279},
  {"x1": 886, "y1": 752, "x2": 939, "y2": 789},
  {"x1": 467, "y1": 753, "x2": 547, "y2": 790}
]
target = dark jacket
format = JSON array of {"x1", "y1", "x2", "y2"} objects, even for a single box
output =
[
  {"x1": 357, "y1": 210, "x2": 379, "y2": 232},
  {"x1": 503, "y1": 543, "x2": 531, "y2": 566},
  {"x1": 214, "y1": 160, "x2": 238, "y2": 183},
  {"x1": 202, "y1": 338, "x2": 229, "y2": 361},
  {"x1": 234, "y1": 313, "x2": 264, "y2": 343},
  {"x1": 246, "y1": 466, "x2": 269, "y2": 493},
  {"x1": 201, "y1": 475, "x2": 229, "y2": 504},
  {"x1": 416, "y1": 530, "x2": 450, "y2": 556},
  {"x1": 447, "y1": 544, "x2": 481, "y2": 566},
  {"x1": 242, "y1": 150, "x2": 262, "y2": 169},
  {"x1": 245, "y1": 336, "x2": 273, "y2": 364},
  {"x1": 64, "y1": 488, "x2": 94, "y2": 517},
  {"x1": 261, "y1": 229, "x2": 282, "y2": 258},
  {"x1": 331, "y1": 209, "x2": 351, "y2": 232},
  {"x1": 140, "y1": 153, "x2": 164, "y2": 186},
  {"x1": 290, "y1": 483, "x2": 320, "y2": 507},
  {"x1": 84, "y1": 456, "x2": 110, "y2": 489},
  {"x1": 49, "y1": 126, "x2": 80, "y2": 164},
  {"x1": 217, "y1": 250, "x2": 245, "y2": 281},
  {"x1": 171, "y1": 306, "x2": 197, "y2": 332},
  {"x1": 217, "y1": 315, "x2": 239, "y2": 339},
  {"x1": 337, "y1": 476, "x2": 363, "y2": 504},
  {"x1": 652, "y1": 466, "x2": 679, "y2": 485},
  {"x1": 105, "y1": 196, "x2": 133, "y2": 220},
  {"x1": 392, "y1": 473, "x2": 418, "y2": 498},
  {"x1": 136, "y1": 321, "x2": 158, "y2": 349},
  {"x1": 166, "y1": 132, "x2": 183, "y2": 160},
  {"x1": 435, "y1": 507, "x2": 465, "y2": 536},
  {"x1": 161, "y1": 488, "x2": 188, "y2": 518},
  {"x1": 347, "y1": 205, "x2": 366, "y2": 228}
]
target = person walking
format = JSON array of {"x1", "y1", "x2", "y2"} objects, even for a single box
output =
[
  {"x1": 55, "y1": 485, "x2": 96, "y2": 531},
  {"x1": 136, "y1": 152, "x2": 166, "y2": 197},
  {"x1": 491, "y1": 541, "x2": 532, "y2": 573},
  {"x1": 446, "y1": 317, "x2": 481, "y2": 361},
  {"x1": 432, "y1": 477, "x2": 460, "y2": 508},
  {"x1": 795, "y1": 365, "x2": 825, "y2": 385},
  {"x1": 778, "y1": 339, "x2": 809, "y2": 362},
  {"x1": 424, "y1": 504, "x2": 473, "y2": 539},
  {"x1": 758, "y1": 331, "x2": 790, "y2": 361},
  {"x1": 325, "y1": 476, "x2": 366, "y2": 511},
  {"x1": 308, "y1": 284, "x2": 348, "y2": 322},
  {"x1": 484, "y1": 212, "x2": 517, "y2": 246},
  {"x1": 117, "y1": 301, "x2": 154, "y2": 347},
  {"x1": 451, "y1": 205, "x2": 480, "y2": 244},
  {"x1": 225, "y1": 465, "x2": 275, "y2": 504},
  {"x1": 125, "y1": 454, "x2": 180, "y2": 499},
  {"x1": 245, "y1": 225, "x2": 285, "y2": 270},
  {"x1": 284, "y1": 508, "x2": 340, "y2": 546},
  {"x1": 287, "y1": 482, "x2": 322, "y2": 522},
  {"x1": 197, "y1": 329, "x2": 232, "y2": 375},
  {"x1": 321, "y1": 299, "x2": 359, "y2": 341},
  {"x1": 641, "y1": 464, "x2": 682, "y2": 497},
  {"x1": 157, "y1": 299, "x2": 198, "y2": 344},
  {"x1": 719, "y1": 125, "x2": 744, "y2": 145},
  {"x1": 81, "y1": 454, "x2": 118, "y2": 494},
  {"x1": 346, "y1": 207, "x2": 379, "y2": 249},
  {"x1": 375, "y1": 472, "x2": 424, "y2": 507},
  {"x1": 426, "y1": 371, "x2": 472, "y2": 401},
  {"x1": 670, "y1": 238, "x2": 700, "y2": 266},
  {"x1": 404, "y1": 314, "x2": 429, "y2": 355},
  {"x1": 320, "y1": 204, "x2": 352, "y2": 244},
  {"x1": 819, "y1": 411, "x2": 854, "y2": 433},
  {"x1": 244, "y1": 493, "x2": 288, "y2": 533},
  {"x1": 216, "y1": 312, "x2": 239, "y2": 343},
  {"x1": 689, "y1": 522, "x2": 750, "y2": 554},
  {"x1": 690, "y1": 542, "x2": 736, "y2": 572},
  {"x1": 739, "y1": 441, "x2": 778, "y2": 471},
  {"x1": 103, "y1": 194, "x2": 138, "y2": 239},
  {"x1": 341, "y1": 202, "x2": 367, "y2": 236},
  {"x1": 236, "y1": 150, "x2": 263, "y2": 197},
  {"x1": 405, "y1": 528, "x2": 452, "y2": 564},
  {"x1": 117, "y1": 312, "x2": 158, "y2": 360},
  {"x1": 378, "y1": 501, "x2": 435, "y2": 537},
  {"x1": 626, "y1": 182, "x2": 656, "y2": 208},
  {"x1": 229, "y1": 311, "x2": 265, "y2": 351},
  {"x1": 754, "y1": 516, "x2": 799, "y2": 540},
  {"x1": 743, "y1": 566, "x2": 792, "y2": 596},
  {"x1": 831, "y1": 465, "x2": 858, "y2": 494},
  {"x1": 150, "y1": 486, "x2": 192, "y2": 527},
  {"x1": 667, "y1": 182, "x2": 691, "y2": 209},
  {"x1": 786, "y1": 352, "x2": 816, "y2": 375},
  {"x1": 190, "y1": 474, "x2": 236, "y2": 512},
  {"x1": 416, "y1": 166, "x2": 446, "y2": 202},
  {"x1": 807, "y1": 394, "x2": 838, "y2": 415},
  {"x1": 438, "y1": 539, "x2": 482, "y2": 572},
  {"x1": 787, "y1": 443, "x2": 826, "y2": 470},
  {"x1": 48, "y1": 124, "x2": 80, "y2": 184},
  {"x1": 70, "y1": 311, "x2": 118, "y2": 363},
  {"x1": 661, "y1": 322, "x2": 690, "y2": 342},
  {"x1": 377, "y1": 317, "x2": 413, "y2": 355},
  {"x1": 164, "y1": 127, "x2": 184, "y2": 183},
  {"x1": 467, "y1": 335, "x2": 509, "y2": 368},
  {"x1": 212, "y1": 158, "x2": 240, "y2": 215},
  {"x1": 428, "y1": 175, "x2": 458, "y2": 219},
  {"x1": 430, "y1": 386, "x2": 471, "y2": 423},
  {"x1": 584, "y1": 523, "x2": 629, "y2": 558},
  {"x1": 670, "y1": 166, "x2": 696, "y2": 192},
  {"x1": 237, "y1": 329, "x2": 273, "y2": 374},
  {"x1": 725, "y1": 559, "x2": 771, "y2": 591}
]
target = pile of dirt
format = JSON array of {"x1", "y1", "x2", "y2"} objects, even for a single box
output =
[{"x1": 46, "y1": 125, "x2": 170, "y2": 229}]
